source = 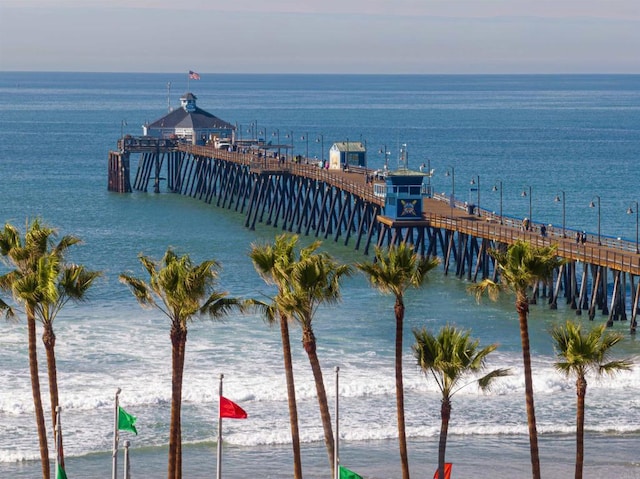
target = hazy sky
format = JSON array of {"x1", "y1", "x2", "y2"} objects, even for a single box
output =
[{"x1": 1, "y1": 0, "x2": 639, "y2": 73}]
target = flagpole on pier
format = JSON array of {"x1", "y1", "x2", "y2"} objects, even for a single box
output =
[
  {"x1": 334, "y1": 366, "x2": 340, "y2": 479},
  {"x1": 112, "y1": 387, "x2": 122, "y2": 479},
  {"x1": 217, "y1": 373, "x2": 224, "y2": 479}
]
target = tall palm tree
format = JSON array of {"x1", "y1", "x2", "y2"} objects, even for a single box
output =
[
  {"x1": 36, "y1": 263, "x2": 101, "y2": 468},
  {"x1": 248, "y1": 233, "x2": 316, "y2": 479},
  {"x1": 551, "y1": 320, "x2": 632, "y2": 479},
  {"x1": 413, "y1": 325, "x2": 510, "y2": 479},
  {"x1": 469, "y1": 240, "x2": 563, "y2": 479},
  {"x1": 0, "y1": 220, "x2": 80, "y2": 479},
  {"x1": 356, "y1": 243, "x2": 439, "y2": 479},
  {"x1": 120, "y1": 248, "x2": 243, "y2": 479},
  {"x1": 278, "y1": 246, "x2": 352, "y2": 478}
]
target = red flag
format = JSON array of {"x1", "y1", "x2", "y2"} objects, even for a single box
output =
[
  {"x1": 189, "y1": 70, "x2": 201, "y2": 80},
  {"x1": 220, "y1": 396, "x2": 247, "y2": 419},
  {"x1": 433, "y1": 463, "x2": 452, "y2": 479}
]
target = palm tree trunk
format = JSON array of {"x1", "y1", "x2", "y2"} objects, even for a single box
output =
[
  {"x1": 168, "y1": 326, "x2": 187, "y2": 479},
  {"x1": 575, "y1": 377, "x2": 587, "y2": 479},
  {"x1": 27, "y1": 307, "x2": 50, "y2": 479},
  {"x1": 438, "y1": 399, "x2": 451, "y2": 479},
  {"x1": 280, "y1": 313, "x2": 303, "y2": 479},
  {"x1": 302, "y1": 325, "x2": 335, "y2": 478},
  {"x1": 175, "y1": 336, "x2": 186, "y2": 479},
  {"x1": 395, "y1": 299, "x2": 410, "y2": 479},
  {"x1": 516, "y1": 297, "x2": 541, "y2": 479},
  {"x1": 43, "y1": 323, "x2": 64, "y2": 469}
]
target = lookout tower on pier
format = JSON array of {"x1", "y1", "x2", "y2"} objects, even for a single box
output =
[
  {"x1": 374, "y1": 144, "x2": 431, "y2": 220},
  {"x1": 377, "y1": 170, "x2": 430, "y2": 220},
  {"x1": 142, "y1": 92, "x2": 235, "y2": 145}
]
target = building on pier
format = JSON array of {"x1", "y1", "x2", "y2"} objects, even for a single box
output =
[
  {"x1": 329, "y1": 141, "x2": 366, "y2": 170},
  {"x1": 142, "y1": 92, "x2": 235, "y2": 145}
]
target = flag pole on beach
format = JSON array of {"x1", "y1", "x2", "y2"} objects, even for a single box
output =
[
  {"x1": 55, "y1": 406, "x2": 68, "y2": 479},
  {"x1": 112, "y1": 387, "x2": 122, "y2": 479},
  {"x1": 217, "y1": 374, "x2": 248, "y2": 479},
  {"x1": 334, "y1": 368, "x2": 364, "y2": 479},
  {"x1": 334, "y1": 366, "x2": 340, "y2": 479},
  {"x1": 123, "y1": 440, "x2": 131, "y2": 479},
  {"x1": 216, "y1": 373, "x2": 224, "y2": 479}
]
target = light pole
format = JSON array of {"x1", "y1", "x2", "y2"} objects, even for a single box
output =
[
  {"x1": 445, "y1": 167, "x2": 455, "y2": 218},
  {"x1": 378, "y1": 146, "x2": 390, "y2": 173},
  {"x1": 316, "y1": 134, "x2": 324, "y2": 165},
  {"x1": 272, "y1": 128, "x2": 280, "y2": 158},
  {"x1": 554, "y1": 191, "x2": 566, "y2": 238},
  {"x1": 121, "y1": 119, "x2": 127, "y2": 139},
  {"x1": 247, "y1": 121, "x2": 257, "y2": 141},
  {"x1": 284, "y1": 131, "x2": 294, "y2": 160},
  {"x1": 470, "y1": 175, "x2": 480, "y2": 216},
  {"x1": 301, "y1": 133, "x2": 309, "y2": 160},
  {"x1": 345, "y1": 137, "x2": 349, "y2": 170},
  {"x1": 627, "y1": 200, "x2": 639, "y2": 254},
  {"x1": 589, "y1": 195, "x2": 601, "y2": 245},
  {"x1": 492, "y1": 180, "x2": 503, "y2": 224},
  {"x1": 521, "y1": 185, "x2": 532, "y2": 225}
]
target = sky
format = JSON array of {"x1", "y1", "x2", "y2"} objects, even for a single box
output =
[{"x1": 1, "y1": 0, "x2": 639, "y2": 74}]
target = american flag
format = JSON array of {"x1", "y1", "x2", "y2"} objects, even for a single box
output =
[{"x1": 189, "y1": 70, "x2": 200, "y2": 80}]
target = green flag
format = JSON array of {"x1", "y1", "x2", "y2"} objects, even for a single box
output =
[
  {"x1": 339, "y1": 465, "x2": 363, "y2": 479},
  {"x1": 56, "y1": 463, "x2": 68, "y2": 479},
  {"x1": 118, "y1": 406, "x2": 138, "y2": 435}
]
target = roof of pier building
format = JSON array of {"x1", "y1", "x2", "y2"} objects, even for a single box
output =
[
  {"x1": 331, "y1": 141, "x2": 366, "y2": 152},
  {"x1": 145, "y1": 92, "x2": 235, "y2": 132}
]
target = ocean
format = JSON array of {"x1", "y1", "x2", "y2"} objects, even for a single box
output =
[{"x1": 0, "y1": 72, "x2": 639, "y2": 478}]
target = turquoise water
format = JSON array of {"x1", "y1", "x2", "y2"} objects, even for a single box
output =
[{"x1": 0, "y1": 73, "x2": 639, "y2": 478}]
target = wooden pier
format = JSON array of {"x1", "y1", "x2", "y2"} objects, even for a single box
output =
[{"x1": 108, "y1": 139, "x2": 639, "y2": 331}]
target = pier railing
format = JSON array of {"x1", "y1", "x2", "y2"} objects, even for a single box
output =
[
  {"x1": 176, "y1": 143, "x2": 639, "y2": 274},
  {"x1": 178, "y1": 144, "x2": 382, "y2": 205},
  {"x1": 424, "y1": 211, "x2": 640, "y2": 276}
]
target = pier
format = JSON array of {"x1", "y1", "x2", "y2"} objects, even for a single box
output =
[{"x1": 108, "y1": 138, "x2": 639, "y2": 331}]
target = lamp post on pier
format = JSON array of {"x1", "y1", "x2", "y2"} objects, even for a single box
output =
[
  {"x1": 627, "y1": 200, "x2": 639, "y2": 254},
  {"x1": 301, "y1": 133, "x2": 309, "y2": 160},
  {"x1": 272, "y1": 129, "x2": 280, "y2": 158},
  {"x1": 316, "y1": 134, "x2": 324, "y2": 165},
  {"x1": 379, "y1": 146, "x2": 390, "y2": 173},
  {"x1": 554, "y1": 190, "x2": 566, "y2": 238},
  {"x1": 284, "y1": 131, "x2": 294, "y2": 160},
  {"x1": 492, "y1": 180, "x2": 503, "y2": 224},
  {"x1": 121, "y1": 119, "x2": 127, "y2": 139},
  {"x1": 589, "y1": 195, "x2": 601, "y2": 245},
  {"x1": 521, "y1": 185, "x2": 532, "y2": 226},
  {"x1": 445, "y1": 167, "x2": 455, "y2": 219},
  {"x1": 470, "y1": 175, "x2": 480, "y2": 216}
]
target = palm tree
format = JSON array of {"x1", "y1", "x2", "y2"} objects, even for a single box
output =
[
  {"x1": 120, "y1": 248, "x2": 243, "y2": 479},
  {"x1": 36, "y1": 263, "x2": 101, "y2": 468},
  {"x1": 356, "y1": 243, "x2": 439, "y2": 479},
  {"x1": 278, "y1": 245, "x2": 352, "y2": 478},
  {"x1": 469, "y1": 240, "x2": 563, "y2": 479},
  {"x1": 0, "y1": 219, "x2": 81, "y2": 479},
  {"x1": 413, "y1": 325, "x2": 510, "y2": 479},
  {"x1": 551, "y1": 320, "x2": 632, "y2": 479},
  {"x1": 248, "y1": 233, "x2": 314, "y2": 479}
]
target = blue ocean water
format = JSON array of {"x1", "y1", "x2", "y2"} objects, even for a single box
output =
[{"x1": 0, "y1": 72, "x2": 639, "y2": 478}]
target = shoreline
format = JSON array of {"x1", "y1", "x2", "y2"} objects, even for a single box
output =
[{"x1": 3, "y1": 432, "x2": 639, "y2": 478}]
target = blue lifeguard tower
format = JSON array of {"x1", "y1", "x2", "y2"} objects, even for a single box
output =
[{"x1": 373, "y1": 145, "x2": 431, "y2": 220}]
